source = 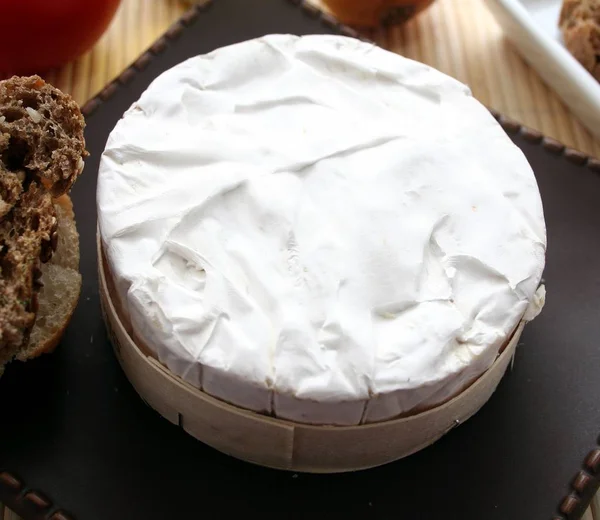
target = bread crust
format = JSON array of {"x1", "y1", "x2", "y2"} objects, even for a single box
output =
[{"x1": 559, "y1": 0, "x2": 600, "y2": 81}]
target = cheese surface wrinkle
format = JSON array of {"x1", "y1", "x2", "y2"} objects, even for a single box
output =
[{"x1": 97, "y1": 34, "x2": 546, "y2": 426}]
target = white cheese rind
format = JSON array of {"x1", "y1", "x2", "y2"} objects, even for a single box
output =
[{"x1": 97, "y1": 34, "x2": 546, "y2": 426}]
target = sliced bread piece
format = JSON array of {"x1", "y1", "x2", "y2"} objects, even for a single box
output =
[
  {"x1": 0, "y1": 75, "x2": 86, "y2": 361},
  {"x1": 17, "y1": 195, "x2": 81, "y2": 361}
]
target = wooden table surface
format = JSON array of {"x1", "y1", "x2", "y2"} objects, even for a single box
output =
[{"x1": 1, "y1": 0, "x2": 599, "y2": 518}]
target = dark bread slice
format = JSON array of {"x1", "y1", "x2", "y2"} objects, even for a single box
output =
[
  {"x1": 0, "y1": 75, "x2": 86, "y2": 365},
  {"x1": 0, "y1": 75, "x2": 87, "y2": 195},
  {"x1": 17, "y1": 195, "x2": 82, "y2": 361},
  {"x1": 0, "y1": 196, "x2": 81, "y2": 375},
  {"x1": 0, "y1": 182, "x2": 55, "y2": 353}
]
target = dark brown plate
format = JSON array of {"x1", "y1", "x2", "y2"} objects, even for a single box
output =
[{"x1": 1, "y1": 1, "x2": 599, "y2": 519}]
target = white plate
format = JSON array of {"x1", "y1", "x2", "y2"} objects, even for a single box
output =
[{"x1": 484, "y1": 0, "x2": 600, "y2": 139}]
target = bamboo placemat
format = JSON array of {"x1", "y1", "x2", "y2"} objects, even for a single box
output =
[
  {"x1": 15, "y1": 0, "x2": 600, "y2": 157},
  {"x1": 0, "y1": 0, "x2": 599, "y2": 517}
]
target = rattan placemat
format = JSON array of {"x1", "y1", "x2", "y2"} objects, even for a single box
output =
[{"x1": 30, "y1": 0, "x2": 600, "y2": 157}]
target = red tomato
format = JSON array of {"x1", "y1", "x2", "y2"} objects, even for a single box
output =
[{"x1": 0, "y1": 0, "x2": 122, "y2": 75}]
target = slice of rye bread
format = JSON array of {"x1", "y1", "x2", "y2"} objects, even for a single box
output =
[
  {"x1": 16, "y1": 195, "x2": 81, "y2": 361},
  {"x1": 0, "y1": 75, "x2": 86, "y2": 373},
  {"x1": 0, "y1": 196, "x2": 81, "y2": 374}
]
